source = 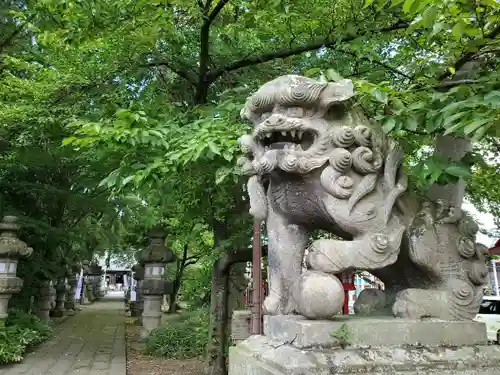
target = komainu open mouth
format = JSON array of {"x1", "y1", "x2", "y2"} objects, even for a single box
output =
[{"x1": 255, "y1": 129, "x2": 316, "y2": 151}]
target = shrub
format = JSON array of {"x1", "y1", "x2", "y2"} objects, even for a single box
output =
[
  {"x1": 0, "y1": 310, "x2": 53, "y2": 364},
  {"x1": 145, "y1": 308, "x2": 209, "y2": 359},
  {"x1": 6, "y1": 310, "x2": 52, "y2": 341}
]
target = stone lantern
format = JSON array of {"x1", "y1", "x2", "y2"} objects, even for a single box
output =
[
  {"x1": 86, "y1": 261, "x2": 101, "y2": 301},
  {"x1": 89, "y1": 262, "x2": 103, "y2": 300},
  {"x1": 51, "y1": 269, "x2": 69, "y2": 318},
  {"x1": 137, "y1": 226, "x2": 175, "y2": 338},
  {"x1": 64, "y1": 264, "x2": 79, "y2": 316},
  {"x1": 36, "y1": 280, "x2": 56, "y2": 322},
  {"x1": 0, "y1": 216, "x2": 33, "y2": 325}
]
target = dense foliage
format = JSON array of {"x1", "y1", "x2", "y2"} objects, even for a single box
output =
[
  {"x1": 145, "y1": 309, "x2": 210, "y2": 359},
  {"x1": 0, "y1": 310, "x2": 53, "y2": 364}
]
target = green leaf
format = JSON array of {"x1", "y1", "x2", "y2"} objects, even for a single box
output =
[
  {"x1": 403, "y1": 0, "x2": 416, "y2": 13},
  {"x1": 451, "y1": 21, "x2": 465, "y2": 40},
  {"x1": 472, "y1": 123, "x2": 492, "y2": 141},
  {"x1": 304, "y1": 67, "x2": 322, "y2": 77},
  {"x1": 463, "y1": 119, "x2": 489, "y2": 135},
  {"x1": 373, "y1": 88, "x2": 388, "y2": 104},
  {"x1": 382, "y1": 118, "x2": 396, "y2": 133},
  {"x1": 442, "y1": 112, "x2": 467, "y2": 128},
  {"x1": 422, "y1": 4, "x2": 438, "y2": 28},
  {"x1": 363, "y1": 0, "x2": 375, "y2": 8},
  {"x1": 325, "y1": 69, "x2": 343, "y2": 82},
  {"x1": 443, "y1": 122, "x2": 465, "y2": 135},
  {"x1": 445, "y1": 165, "x2": 471, "y2": 178},
  {"x1": 404, "y1": 117, "x2": 418, "y2": 131},
  {"x1": 430, "y1": 22, "x2": 446, "y2": 39},
  {"x1": 222, "y1": 151, "x2": 233, "y2": 162},
  {"x1": 62, "y1": 136, "x2": 76, "y2": 145},
  {"x1": 207, "y1": 141, "x2": 221, "y2": 155}
]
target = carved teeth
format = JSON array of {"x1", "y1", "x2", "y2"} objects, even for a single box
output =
[
  {"x1": 297, "y1": 131, "x2": 303, "y2": 140},
  {"x1": 266, "y1": 132, "x2": 272, "y2": 138},
  {"x1": 281, "y1": 131, "x2": 287, "y2": 136},
  {"x1": 290, "y1": 130, "x2": 296, "y2": 138}
]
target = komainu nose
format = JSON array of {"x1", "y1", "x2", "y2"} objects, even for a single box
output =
[{"x1": 263, "y1": 114, "x2": 287, "y2": 126}]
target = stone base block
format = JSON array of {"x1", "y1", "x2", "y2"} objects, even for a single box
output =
[
  {"x1": 264, "y1": 315, "x2": 488, "y2": 348},
  {"x1": 229, "y1": 335, "x2": 500, "y2": 375},
  {"x1": 50, "y1": 309, "x2": 65, "y2": 318}
]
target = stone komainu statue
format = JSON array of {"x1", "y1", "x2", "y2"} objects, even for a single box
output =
[{"x1": 237, "y1": 75, "x2": 488, "y2": 321}]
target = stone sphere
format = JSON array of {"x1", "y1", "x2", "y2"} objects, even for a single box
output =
[{"x1": 291, "y1": 271, "x2": 345, "y2": 319}]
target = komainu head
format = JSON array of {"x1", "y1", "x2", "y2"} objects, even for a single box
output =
[{"x1": 237, "y1": 75, "x2": 383, "y2": 175}]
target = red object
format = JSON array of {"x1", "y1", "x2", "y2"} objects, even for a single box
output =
[
  {"x1": 251, "y1": 220, "x2": 263, "y2": 335},
  {"x1": 489, "y1": 239, "x2": 500, "y2": 256},
  {"x1": 340, "y1": 271, "x2": 355, "y2": 290},
  {"x1": 340, "y1": 271, "x2": 355, "y2": 315}
]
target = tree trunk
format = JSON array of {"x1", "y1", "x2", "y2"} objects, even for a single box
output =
[
  {"x1": 204, "y1": 246, "x2": 267, "y2": 375},
  {"x1": 427, "y1": 135, "x2": 471, "y2": 206},
  {"x1": 167, "y1": 287, "x2": 180, "y2": 313},
  {"x1": 427, "y1": 60, "x2": 481, "y2": 208},
  {"x1": 204, "y1": 265, "x2": 230, "y2": 375}
]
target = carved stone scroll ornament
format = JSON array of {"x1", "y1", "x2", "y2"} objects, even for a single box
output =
[{"x1": 237, "y1": 75, "x2": 486, "y2": 321}]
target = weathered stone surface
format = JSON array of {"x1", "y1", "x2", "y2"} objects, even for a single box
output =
[
  {"x1": 0, "y1": 216, "x2": 33, "y2": 321},
  {"x1": 51, "y1": 279, "x2": 69, "y2": 318},
  {"x1": 230, "y1": 335, "x2": 500, "y2": 375},
  {"x1": 35, "y1": 280, "x2": 56, "y2": 323},
  {"x1": 140, "y1": 278, "x2": 172, "y2": 295},
  {"x1": 140, "y1": 295, "x2": 162, "y2": 339},
  {"x1": 354, "y1": 288, "x2": 392, "y2": 316},
  {"x1": 291, "y1": 270, "x2": 344, "y2": 319},
  {"x1": 232, "y1": 310, "x2": 252, "y2": 345},
  {"x1": 237, "y1": 75, "x2": 488, "y2": 321},
  {"x1": 64, "y1": 273, "x2": 78, "y2": 315},
  {"x1": 264, "y1": 315, "x2": 487, "y2": 349}
]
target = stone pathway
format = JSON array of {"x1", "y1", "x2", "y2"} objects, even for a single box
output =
[{"x1": 1, "y1": 291, "x2": 126, "y2": 375}]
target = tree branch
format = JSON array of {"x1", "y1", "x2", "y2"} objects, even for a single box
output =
[
  {"x1": 206, "y1": 0, "x2": 230, "y2": 25},
  {"x1": 184, "y1": 259, "x2": 200, "y2": 267},
  {"x1": 214, "y1": 245, "x2": 268, "y2": 276},
  {"x1": 0, "y1": 15, "x2": 34, "y2": 52},
  {"x1": 206, "y1": 21, "x2": 409, "y2": 83},
  {"x1": 437, "y1": 24, "x2": 500, "y2": 82},
  {"x1": 141, "y1": 61, "x2": 197, "y2": 85},
  {"x1": 329, "y1": 47, "x2": 414, "y2": 80}
]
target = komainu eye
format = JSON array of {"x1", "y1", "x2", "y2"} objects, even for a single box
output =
[{"x1": 260, "y1": 112, "x2": 271, "y2": 121}]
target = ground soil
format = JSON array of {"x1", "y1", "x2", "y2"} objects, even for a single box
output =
[{"x1": 125, "y1": 320, "x2": 204, "y2": 375}]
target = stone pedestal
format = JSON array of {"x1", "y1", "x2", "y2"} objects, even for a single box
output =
[
  {"x1": 81, "y1": 280, "x2": 91, "y2": 304},
  {"x1": 141, "y1": 294, "x2": 162, "y2": 337},
  {"x1": 65, "y1": 273, "x2": 78, "y2": 316},
  {"x1": 229, "y1": 316, "x2": 500, "y2": 375},
  {"x1": 51, "y1": 279, "x2": 68, "y2": 317},
  {"x1": 35, "y1": 280, "x2": 56, "y2": 323},
  {"x1": 231, "y1": 310, "x2": 252, "y2": 345}
]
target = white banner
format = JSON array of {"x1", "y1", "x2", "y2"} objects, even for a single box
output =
[
  {"x1": 74, "y1": 269, "x2": 84, "y2": 300},
  {"x1": 130, "y1": 278, "x2": 137, "y2": 301}
]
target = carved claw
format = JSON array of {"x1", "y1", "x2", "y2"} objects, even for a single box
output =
[
  {"x1": 393, "y1": 288, "x2": 448, "y2": 319},
  {"x1": 263, "y1": 295, "x2": 282, "y2": 315},
  {"x1": 438, "y1": 205, "x2": 464, "y2": 224},
  {"x1": 306, "y1": 227, "x2": 404, "y2": 274}
]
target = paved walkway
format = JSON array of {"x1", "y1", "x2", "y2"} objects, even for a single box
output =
[{"x1": 1, "y1": 291, "x2": 126, "y2": 375}]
